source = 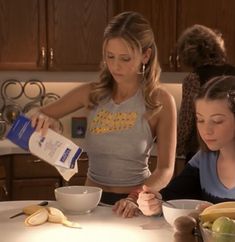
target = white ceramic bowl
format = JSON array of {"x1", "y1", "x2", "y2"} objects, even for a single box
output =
[
  {"x1": 162, "y1": 199, "x2": 205, "y2": 226},
  {"x1": 54, "y1": 186, "x2": 102, "y2": 214}
]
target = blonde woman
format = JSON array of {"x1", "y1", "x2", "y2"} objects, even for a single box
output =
[{"x1": 31, "y1": 11, "x2": 177, "y2": 218}]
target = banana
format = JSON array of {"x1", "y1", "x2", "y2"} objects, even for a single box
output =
[
  {"x1": 24, "y1": 206, "x2": 81, "y2": 229},
  {"x1": 23, "y1": 205, "x2": 44, "y2": 215},
  {"x1": 200, "y1": 208, "x2": 235, "y2": 223},
  {"x1": 62, "y1": 219, "x2": 81, "y2": 229},
  {"x1": 25, "y1": 208, "x2": 49, "y2": 226},
  {"x1": 47, "y1": 207, "x2": 67, "y2": 223},
  {"x1": 201, "y1": 202, "x2": 235, "y2": 215}
]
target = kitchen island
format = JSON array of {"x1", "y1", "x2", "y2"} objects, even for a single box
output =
[{"x1": 0, "y1": 200, "x2": 174, "y2": 242}]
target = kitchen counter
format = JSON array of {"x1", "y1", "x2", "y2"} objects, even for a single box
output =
[
  {"x1": 0, "y1": 200, "x2": 174, "y2": 242},
  {"x1": 0, "y1": 139, "x2": 28, "y2": 156}
]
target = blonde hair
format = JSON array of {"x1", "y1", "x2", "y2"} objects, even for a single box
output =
[
  {"x1": 88, "y1": 11, "x2": 162, "y2": 112},
  {"x1": 177, "y1": 24, "x2": 226, "y2": 69}
]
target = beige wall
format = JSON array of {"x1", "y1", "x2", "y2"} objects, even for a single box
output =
[{"x1": 0, "y1": 71, "x2": 184, "y2": 143}]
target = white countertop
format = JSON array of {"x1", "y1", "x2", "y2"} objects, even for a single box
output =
[
  {"x1": 0, "y1": 200, "x2": 173, "y2": 242},
  {"x1": 0, "y1": 139, "x2": 28, "y2": 156}
]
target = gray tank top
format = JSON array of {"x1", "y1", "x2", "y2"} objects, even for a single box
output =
[{"x1": 85, "y1": 89, "x2": 154, "y2": 186}]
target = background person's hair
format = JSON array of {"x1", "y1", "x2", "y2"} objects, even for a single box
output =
[
  {"x1": 88, "y1": 11, "x2": 161, "y2": 112},
  {"x1": 177, "y1": 24, "x2": 227, "y2": 69},
  {"x1": 195, "y1": 75, "x2": 235, "y2": 151}
]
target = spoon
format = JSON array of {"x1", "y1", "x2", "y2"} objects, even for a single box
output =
[{"x1": 155, "y1": 197, "x2": 176, "y2": 208}]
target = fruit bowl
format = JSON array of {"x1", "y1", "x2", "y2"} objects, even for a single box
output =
[{"x1": 200, "y1": 225, "x2": 235, "y2": 242}]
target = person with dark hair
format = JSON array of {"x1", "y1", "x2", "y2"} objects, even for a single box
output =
[
  {"x1": 30, "y1": 11, "x2": 177, "y2": 218},
  {"x1": 176, "y1": 24, "x2": 235, "y2": 161},
  {"x1": 137, "y1": 75, "x2": 235, "y2": 216}
]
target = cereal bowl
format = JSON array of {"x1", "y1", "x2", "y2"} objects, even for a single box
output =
[
  {"x1": 54, "y1": 186, "x2": 102, "y2": 214},
  {"x1": 162, "y1": 199, "x2": 205, "y2": 226}
]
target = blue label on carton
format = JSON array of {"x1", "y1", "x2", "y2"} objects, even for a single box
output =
[{"x1": 6, "y1": 114, "x2": 35, "y2": 150}]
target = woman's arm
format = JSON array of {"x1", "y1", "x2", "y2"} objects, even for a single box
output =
[
  {"x1": 145, "y1": 88, "x2": 177, "y2": 192},
  {"x1": 30, "y1": 82, "x2": 91, "y2": 132},
  {"x1": 39, "y1": 83, "x2": 91, "y2": 118}
]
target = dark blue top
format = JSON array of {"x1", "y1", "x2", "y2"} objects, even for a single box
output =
[{"x1": 161, "y1": 151, "x2": 235, "y2": 203}]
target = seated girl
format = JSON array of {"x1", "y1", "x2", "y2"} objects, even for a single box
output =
[{"x1": 137, "y1": 75, "x2": 235, "y2": 216}]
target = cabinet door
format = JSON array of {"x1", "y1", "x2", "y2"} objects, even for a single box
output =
[
  {"x1": 177, "y1": 0, "x2": 235, "y2": 68},
  {"x1": 148, "y1": 156, "x2": 157, "y2": 172},
  {"x1": 152, "y1": 0, "x2": 177, "y2": 71},
  {"x1": 111, "y1": 0, "x2": 177, "y2": 72},
  {"x1": 12, "y1": 178, "x2": 60, "y2": 200},
  {"x1": 12, "y1": 154, "x2": 60, "y2": 178},
  {"x1": 0, "y1": 0, "x2": 46, "y2": 70},
  {"x1": 0, "y1": 179, "x2": 8, "y2": 201},
  {"x1": 0, "y1": 155, "x2": 10, "y2": 200},
  {"x1": 47, "y1": 0, "x2": 112, "y2": 71}
]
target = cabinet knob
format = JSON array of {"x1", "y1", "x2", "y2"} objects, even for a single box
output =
[
  {"x1": 176, "y1": 55, "x2": 181, "y2": 69},
  {"x1": 40, "y1": 47, "x2": 46, "y2": 67},
  {"x1": 32, "y1": 159, "x2": 42, "y2": 163},
  {"x1": 169, "y1": 54, "x2": 174, "y2": 69},
  {"x1": 1, "y1": 184, "x2": 8, "y2": 196},
  {"x1": 49, "y1": 48, "x2": 54, "y2": 67}
]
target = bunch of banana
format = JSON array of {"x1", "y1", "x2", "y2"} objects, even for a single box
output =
[
  {"x1": 23, "y1": 204, "x2": 81, "y2": 229},
  {"x1": 200, "y1": 202, "x2": 235, "y2": 223}
]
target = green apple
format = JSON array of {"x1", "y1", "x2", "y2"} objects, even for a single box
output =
[{"x1": 212, "y1": 217, "x2": 235, "y2": 242}]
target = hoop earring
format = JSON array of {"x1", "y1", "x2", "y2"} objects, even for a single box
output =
[{"x1": 138, "y1": 64, "x2": 145, "y2": 76}]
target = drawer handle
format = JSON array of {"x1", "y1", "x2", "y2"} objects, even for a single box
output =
[
  {"x1": 32, "y1": 159, "x2": 42, "y2": 163},
  {"x1": 1, "y1": 184, "x2": 8, "y2": 196},
  {"x1": 78, "y1": 157, "x2": 88, "y2": 161}
]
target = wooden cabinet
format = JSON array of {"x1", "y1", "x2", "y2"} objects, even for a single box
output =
[
  {"x1": 0, "y1": 153, "x2": 88, "y2": 201},
  {"x1": 0, "y1": 155, "x2": 10, "y2": 200},
  {"x1": 113, "y1": 0, "x2": 235, "y2": 71},
  {"x1": 0, "y1": 0, "x2": 113, "y2": 71},
  {"x1": 0, "y1": 0, "x2": 46, "y2": 70},
  {"x1": 148, "y1": 156, "x2": 157, "y2": 172},
  {"x1": 11, "y1": 154, "x2": 61, "y2": 200}
]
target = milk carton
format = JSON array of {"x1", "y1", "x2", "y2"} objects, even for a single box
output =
[{"x1": 7, "y1": 114, "x2": 82, "y2": 181}]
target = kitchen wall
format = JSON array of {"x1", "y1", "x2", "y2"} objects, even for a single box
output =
[{"x1": 0, "y1": 71, "x2": 186, "y2": 145}]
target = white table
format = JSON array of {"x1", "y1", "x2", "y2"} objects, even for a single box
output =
[{"x1": 0, "y1": 200, "x2": 174, "y2": 242}]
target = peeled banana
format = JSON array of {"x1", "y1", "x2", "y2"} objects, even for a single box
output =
[
  {"x1": 200, "y1": 202, "x2": 235, "y2": 223},
  {"x1": 25, "y1": 208, "x2": 48, "y2": 226},
  {"x1": 24, "y1": 206, "x2": 81, "y2": 229},
  {"x1": 23, "y1": 204, "x2": 44, "y2": 215}
]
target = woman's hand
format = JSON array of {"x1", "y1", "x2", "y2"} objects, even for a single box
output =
[
  {"x1": 137, "y1": 185, "x2": 162, "y2": 216},
  {"x1": 112, "y1": 198, "x2": 140, "y2": 218},
  {"x1": 30, "y1": 111, "x2": 57, "y2": 135}
]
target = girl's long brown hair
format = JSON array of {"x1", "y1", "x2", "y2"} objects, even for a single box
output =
[{"x1": 195, "y1": 75, "x2": 235, "y2": 151}]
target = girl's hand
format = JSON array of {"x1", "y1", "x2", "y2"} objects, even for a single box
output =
[
  {"x1": 137, "y1": 185, "x2": 162, "y2": 216},
  {"x1": 112, "y1": 198, "x2": 141, "y2": 218}
]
